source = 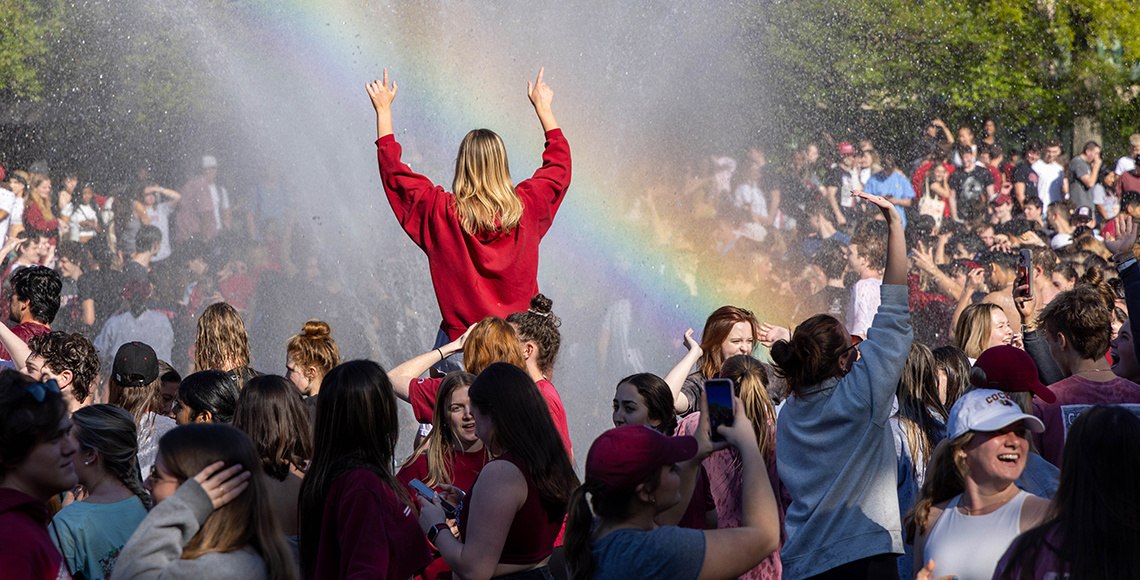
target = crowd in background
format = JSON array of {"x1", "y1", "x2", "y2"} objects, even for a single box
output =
[{"x1": 0, "y1": 110, "x2": 1138, "y2": 580}]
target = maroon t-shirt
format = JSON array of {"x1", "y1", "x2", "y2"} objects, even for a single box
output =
[
  {"x1": 307, "y1": 468, "x2": 433, "y2": 580},
  {"x1": 458, "y1": 452, "x2": 563, "y2": 565},
  {"x1": 677, "y1": 465, "x2": 716, "y2": 530},
  {"x1": 1033, "y1": 375, "x2": 1140, "y2": 466},
  {"x1": 397, "y1": 450, "x2": 490, "y2": 580}
]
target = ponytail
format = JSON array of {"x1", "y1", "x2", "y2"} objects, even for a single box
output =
[
  {"x1": 566, "y1": 473, "x2": 659, "y2": 580},
  {"x1": 565, "y1": 483, "x2": 599, "y2": 580},
  {"x1": 72, "y1": 404, "x2": 152, "y2": 509},
  {"x1": 770, "y1": 314, "x2": 848, "y2": 397}
]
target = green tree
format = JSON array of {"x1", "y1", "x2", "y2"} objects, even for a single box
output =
[
  {"x1": 0, "y1": 0, "x2": 60, "y2": 98},
  {"x1": 743, "y1": 0, "x2": 1140, "y2": 146}
]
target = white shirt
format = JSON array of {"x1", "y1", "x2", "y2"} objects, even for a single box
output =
[
  {"x1": 1115, "y1": 156, "x2": 1136, "y2": 175},
  {"x1": 1032, "y1": 159, "x2": 1066, "y2": 203},
  {"x1": 208, "y1": 184, "x2": 230, "y2": 230},
  {"x1": 0, "y1": 187, "x2": 15, "y2": 245},
  {"x1": 847, "y1": 277, "x2": 883, "y2": 338}
]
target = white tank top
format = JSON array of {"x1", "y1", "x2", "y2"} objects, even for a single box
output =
[{"x1": 924, "y1": 490, "x2": 1030, "y2": 580}]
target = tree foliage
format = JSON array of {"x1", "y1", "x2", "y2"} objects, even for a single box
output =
[
  {"x1": 743, "y1": 0, "x2": 1140, "y2": 143},
  {"x1": 0, "y1": 0, "x2": 59, "y2": 98}
]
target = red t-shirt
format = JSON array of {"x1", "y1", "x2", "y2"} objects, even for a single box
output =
[
  {"x1": 1033, "y1": 375, "x2": 1140, "y2": 466},
  {"x1": 0, "y1": 321, "x2": 50, "y2": 361},
  {"x1": 376, "y1": 130, "x2": 571, "y2": 341},
  {"x1": 911, "y1": 160, "x2": 956, "y2": 196},
  {"x1": 409, "y1": 376, "x2": 572, "y2": 458},
  {"x1": 307, "y1": 468, "x2": 433, "y2": 580},
  {"x1": 397, "y1": 450, "x2": 490, "y2": 580}
]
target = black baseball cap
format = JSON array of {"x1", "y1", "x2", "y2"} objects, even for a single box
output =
[{"x1": 112, "y1": 342, "x2": 159, "y2": 387}]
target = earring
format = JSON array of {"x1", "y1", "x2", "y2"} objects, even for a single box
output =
[{"x1": 84, "y1": 460, "x2": 91, "y2": 465}]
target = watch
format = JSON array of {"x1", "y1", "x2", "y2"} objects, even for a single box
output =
[{"x1": 427, "y1": 522, "x2": 450, "y2": 544}]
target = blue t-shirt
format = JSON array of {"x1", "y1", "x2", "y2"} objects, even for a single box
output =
[
  {"x1": 592, "y1": 526, "x2": 705, "y2": 580},
  {"x1": 864, "y1": 171, "x2": 915, "y2": 228}
]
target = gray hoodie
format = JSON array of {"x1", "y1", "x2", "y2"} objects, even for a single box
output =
[
  {"x1": 776, "y1": 284, "x2": 912, "y2": 579},
  {"x1": 114, "y1": 478, "x2": 268, "y2": 580}
]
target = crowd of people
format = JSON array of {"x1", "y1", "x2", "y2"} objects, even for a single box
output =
[{"x1": 0, "y1": 66, "x2": 1138, "y2": 580}]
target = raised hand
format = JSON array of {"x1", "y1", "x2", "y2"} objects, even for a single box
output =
[
  {"x1": 965, "y1": 267, "x2": 986, "y2": 291},
  {"x1": 194, "y1": 461, "x2": 251, "y2": 510},
  {"x1": 527, "y1": 67, "x2": 553, "y2": 110},
  {"x1": 853, "y1": 189, "x2": 900, "y2": 222},
  {"x1": 682, "y1": 328, "x2": 702, "y2": 356},
  {"x1": 912, "y1": 240, "x2": 937, "y2": 273},
  {"x1": 366, "y1": 69, "x2": 398, "y2": 112},
  {"x1": 1106, "y1": 215, "x2": 1138, "y2": 257},
  {"x1": 758, "y1": 323, "x2": 790, "y2": 348}
]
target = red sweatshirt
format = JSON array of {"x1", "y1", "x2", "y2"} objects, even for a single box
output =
[{"x1": 376, "y1": 130, "x2": 571, "y2": 340}]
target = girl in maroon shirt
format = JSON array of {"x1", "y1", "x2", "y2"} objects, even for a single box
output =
[
  {"x1": 417, "y1": 363, "x2": 578, "y2": 579},
  {"x1": 298, "y1": 360, "x2": 433, "y2": 579},
  {"x1": 397, "y1": 372, "x2": 489, "y2": 580}
]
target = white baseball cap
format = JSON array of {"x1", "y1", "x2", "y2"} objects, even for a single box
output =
[{"x1": 947, "y1": 388, "x2": 1045, "y2": 440}]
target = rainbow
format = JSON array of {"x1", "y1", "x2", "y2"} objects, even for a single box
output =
[{"x1": 182, "y1": 0, "x2": 788, "y2": 363}]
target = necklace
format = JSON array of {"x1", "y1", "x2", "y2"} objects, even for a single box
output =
[{"x1": 1073, "y1": 368, "x2": 1113, "y2": 374}]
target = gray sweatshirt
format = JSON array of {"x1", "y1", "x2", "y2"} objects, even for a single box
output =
[
  {"x1": 114, "y1": 478, "x2": 268, "y2": 580},
  {"x1": 776, "y1": 284, "x2": 912, "y2": 579}
]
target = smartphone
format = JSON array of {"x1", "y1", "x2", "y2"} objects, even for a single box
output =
[
  {"x1": 1015, "y1": 249, "x2": 1033, "y2": 298},
  {"x1": 410, "y1": 479, "x2": 458, "y2": 518},
  {"x1": 705, "y1": 378, "x2": 735, "y2": 442}
]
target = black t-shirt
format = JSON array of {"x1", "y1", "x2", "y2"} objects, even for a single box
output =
[
  {"x1": 814, "y1": 285, "x2": 850, "y2": 322},
  {"x1": 1012, "y1": 161, "x2": 1039, "y2": 200},
  {"x1": 948, "y1": 165, "x2": 994, "y2": 202},
  {"x1": 77, "y1": 269, "x2": 125, "y2": 335}
]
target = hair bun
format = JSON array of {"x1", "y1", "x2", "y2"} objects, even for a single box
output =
[
  {"x1": 302, "y1": 319, "x2": 332, "y2": 338},
  {"x1": 529, "y1": 293, "x2": 553, "y2": 314}
]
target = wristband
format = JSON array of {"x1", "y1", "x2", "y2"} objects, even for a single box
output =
[
  {"x1": 1117, "y1": 257, "x2": 1137, "y2": 273},
  {"x1": 427, "y1": 522, "x2": 450, "y2": 544},
  {"x1": 436, "y1": 348, "x2": 444, "y2": 361}
]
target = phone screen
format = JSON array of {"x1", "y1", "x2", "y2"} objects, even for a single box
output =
[
  {"x1": 705, "y1": 378, "x2": 735, "y2": 442},
  {"x1": 1015, "y1": 249, "x2": 1032, "y2": 298},
  {"x1": 410, "y1": 479, "x2": 458, "y2": 517}
]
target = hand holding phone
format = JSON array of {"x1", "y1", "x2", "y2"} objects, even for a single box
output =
[
  {"x1": 704, "y1": 378, "x2": 735, "y2": 443},
  {"x1": 410, "y1": 479, "x2": 458, "y2": 518},
  {"x1": 1014, "y1": 249, "x2": 1033, "y2": 299}
]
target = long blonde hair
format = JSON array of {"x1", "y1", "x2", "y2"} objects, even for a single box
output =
[
  {"x1": 452, "y1": 129, "x2": 522, "y2": 234},
  {"x1": 719, "y1": 355, "x2": 776, "y2": 459},
  {"x1": 194, "y1": 302, "x2": 251, "y2": 372},
  {"x1": 954, "y1": 303, "x2": 1003, "y2": 359}
]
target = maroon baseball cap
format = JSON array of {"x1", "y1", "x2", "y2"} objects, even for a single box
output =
[
  {"x1": 970, "y1": 345, "x2": 1056, "y2": 404},
  {"x1": 837, "y1": 142, "x2": 856, "y2": 156},
  {"x1": 586, "y1": 425, "x2": 697, "y2": 498},
  {"x1": 990, "y1": 193, "x2": 1013, "y2": 206}
]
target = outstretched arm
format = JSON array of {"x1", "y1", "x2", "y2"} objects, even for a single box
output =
[
  {"x1": 367, "y1": 69, "x2": 398, "y2": 140},
  {"x1": 527, "y1": 67, "x2": 559, "y2": 132},
  {"x1": 387, "y1": 326, "x2": 472, "y2": 402},
  {"x1": 664, "y1": 329, "x2": 703, "y2": 414}
]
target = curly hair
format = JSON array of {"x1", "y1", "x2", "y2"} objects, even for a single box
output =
[
  {"x1": 27, "y1": 331, "x2": 100, "y2": 404},
  {"x1": 194, "y1": 302, "x2": 251, "y2": 372},
  {"x1": 286, "y1": 320, "x2": 340, "y2": 383},
  {"x1": 506, "y1": 294, "x2": 561, "y2": 378},
  {"x1": 11, "y1": 265, "x2": 62, "y2": 325}
]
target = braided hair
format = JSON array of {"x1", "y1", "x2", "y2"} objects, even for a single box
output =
[{"x1": 72, "y1": 404, "x2": 151, "y2": 508}]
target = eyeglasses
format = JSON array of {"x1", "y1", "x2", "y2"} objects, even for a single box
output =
[
  {"x1": 24, "y1": 379, "x2": 60, "y2": 403},
  {"x1": 147, "y1": 465, "x2": 179, "y2": 486}
]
